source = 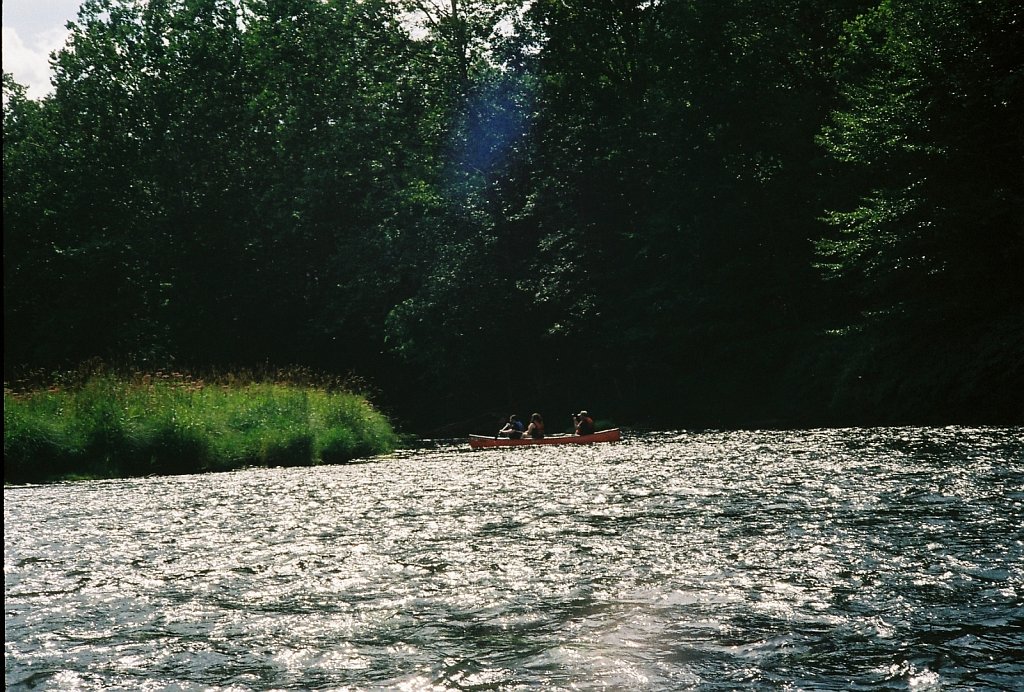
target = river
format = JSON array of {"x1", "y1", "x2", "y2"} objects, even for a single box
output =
[{"x1": 5, "y1": 427, "x2": 1023, "y2": 690}]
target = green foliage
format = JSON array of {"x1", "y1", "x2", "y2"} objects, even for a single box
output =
[
  {"x1": 3, "y1": 397, "x2": 80, "y2": 482},
  {"x1": 817, "y1": 0, "x2": 1023, "y2": 308},
  {"x1": 3, "y1": 0, "x2": 1021, "y2": 431},
  {"x1": 3, "y1": 372, "x2": 399, "y2": 484},
  {"x1": 813, "y1": 0, "x2": 1024, "y2": 419}
]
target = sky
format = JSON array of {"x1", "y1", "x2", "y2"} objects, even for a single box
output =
[{"x1": 3, "y1": 0, "x2": 84, "y2": 99}]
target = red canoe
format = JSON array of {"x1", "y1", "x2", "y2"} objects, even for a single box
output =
[{"x1": 468, "y1": 428, "x2": 621, "y2": 449}]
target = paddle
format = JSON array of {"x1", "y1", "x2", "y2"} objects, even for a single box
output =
[{"x1": 496, "y1": 415, "x2": 509, "y2": 439}]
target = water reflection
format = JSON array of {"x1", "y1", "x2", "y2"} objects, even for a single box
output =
[{"x1": 5, "y1": 427, "x2": 1023, "y2": 690}]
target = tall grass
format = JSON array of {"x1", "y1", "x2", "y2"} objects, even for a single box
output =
[{"x1": 4, "y1": 372, "x2": 399, "y2": 484}]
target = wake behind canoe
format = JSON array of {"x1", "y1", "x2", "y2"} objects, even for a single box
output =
[{"x1": 468, "y1": 428, "x2": 621, "y2": 449}]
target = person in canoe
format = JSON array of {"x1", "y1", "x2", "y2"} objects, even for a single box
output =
[
  {"x1": 499, "y1": 414, "x2": 524, "y2": 439},
  {"x1": 525, "y1": 413, "x2": 545, "y2": 439},
  {"x1": 573, "y1": 410, "x2": 595, "y2": 436}
]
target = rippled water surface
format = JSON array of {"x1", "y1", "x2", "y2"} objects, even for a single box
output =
[{"x1": 6, "y1": 427, "x2": 1024, "y2": 690}]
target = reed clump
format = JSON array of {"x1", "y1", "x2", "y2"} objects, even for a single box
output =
[{"x1": 4, "y1": 370, "x2": 399, "y2": 484}]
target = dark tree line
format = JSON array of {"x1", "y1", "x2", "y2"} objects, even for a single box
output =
[{"x1": 5, "y1": 0, "x2": 1022, "y2": 432}]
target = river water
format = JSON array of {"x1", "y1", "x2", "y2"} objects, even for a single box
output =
[{"x1": 5, "y1": 427, "x2": 1023, "y2": 691}]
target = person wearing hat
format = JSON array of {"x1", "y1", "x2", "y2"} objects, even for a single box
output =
[{"x1": 573, "y1": 410, "x2": 595, "y2": 436}]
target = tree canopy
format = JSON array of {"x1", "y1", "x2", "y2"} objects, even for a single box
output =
[{"x1": 5, "y1": 0, "x2": 1022, "y2": 431}]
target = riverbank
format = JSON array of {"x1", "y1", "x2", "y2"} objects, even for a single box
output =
[{"x1": 4, "y1": 371, "x2": 400, "y2": 484}]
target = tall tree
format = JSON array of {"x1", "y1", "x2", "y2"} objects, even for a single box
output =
[
  {"x1": 517, "y1": 0, "x2": 870, "y2": 423},
  {"x1": 237, "y1": 0, "x2": 428, "y2": 373},
  {"x1": 816, "y1": 0, "x2": 1024, "y2": 421},
  {"x1": 379, "y1": 0, "x2": 541, "y2": 416},
  {"x1": 3, "y1": 73, "x2": 65, "y2": 369},
  {"x1": 27, "y1": 0, "x2": 254, "y2": 365}
]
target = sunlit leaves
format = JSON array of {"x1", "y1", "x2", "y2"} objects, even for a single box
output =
[
  {"x1": 815, "y1": 185, "x2": 923, "y2": 285},
  {"x1": 817, "y1": 0, "x2": 1023, "y2": 315}
]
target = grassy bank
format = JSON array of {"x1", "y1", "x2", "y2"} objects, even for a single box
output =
[{"x1": 4, "y1": 371, "x2": 400, "y2": 484}]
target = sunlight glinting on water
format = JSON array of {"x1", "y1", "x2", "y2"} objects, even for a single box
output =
[{"x1": 5, "y1": 427, "x2": 1023, "y2": 690}]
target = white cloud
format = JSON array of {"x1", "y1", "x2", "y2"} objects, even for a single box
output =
[{"x1": 2, "y1": 25, "x2": 71, "y2": 100}]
